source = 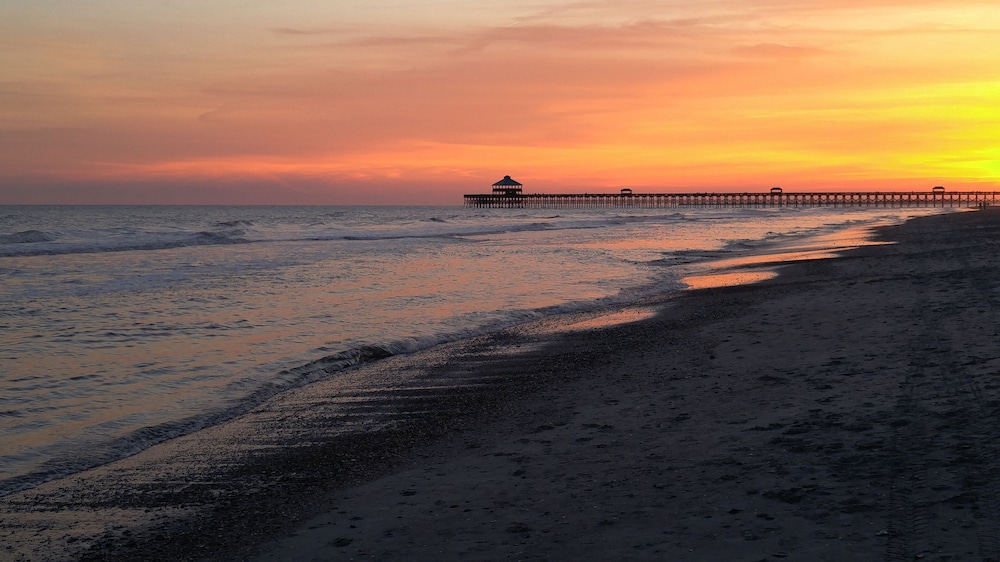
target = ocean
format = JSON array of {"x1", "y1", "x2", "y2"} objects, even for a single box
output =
[{"x1": 0, "y1": 204, "x2": 941, "y2": 496}]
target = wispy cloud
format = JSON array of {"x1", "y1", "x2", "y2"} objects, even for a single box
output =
[
  {"x1": 270, "y1": 26, "x2": 350, "y2": 36},
  {"x1": 732, "y1": 43, "x2": 829, "y2": 59}
]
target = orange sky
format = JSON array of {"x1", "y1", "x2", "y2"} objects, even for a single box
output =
[{"x1": 2, "y1": 0, "x2": 999, "y2": 204}]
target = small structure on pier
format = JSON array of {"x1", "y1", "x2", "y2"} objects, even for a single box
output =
[
  {"x1": 471, "y1": 175, "x2": 526, "y2": 208},
  {"x1": 621, "y1": 188, "x2": 633, "y2": 195},
  {"x1": 492, "y1": 175, "x2": 523, "y2": 196}
]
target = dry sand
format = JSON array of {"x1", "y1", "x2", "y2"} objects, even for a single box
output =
[{"x1": 4, "y1": 209, "x2": 1000, "y2": 561}]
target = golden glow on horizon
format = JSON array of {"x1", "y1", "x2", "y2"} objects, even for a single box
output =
[{"x1": 2, "y1": 0, "x2": 1000, "y2": 203}]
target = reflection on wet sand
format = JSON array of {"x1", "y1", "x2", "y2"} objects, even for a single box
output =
[
  {"x1": 682, "y1": 270, "x2": 779, "y2": 290},
  {"x1": 681, "y1": 224, "x2": 894, "y2": 290},
  {"x1": 558, "y1": 308, "x2": 658, "y2": 331},
  {"x1": 526, "y1": 307, "x2": 659, "y2": 335}
]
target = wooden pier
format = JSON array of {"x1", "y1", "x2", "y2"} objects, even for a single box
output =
[{"x1": 464, "y1": 189, "x2": 1000, "y2": 209}]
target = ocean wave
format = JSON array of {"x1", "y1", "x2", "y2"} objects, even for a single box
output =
[
  {"x1": 0, "y1": 290, "x2": 670, "y2": 498},
  {"x1": 0, "y1": 343, "x2": 398, "y2": 498},
  {"x1": 0, "y1": 221, "x2": 560, "y2": 256},
  {"x1": 0, "y1": 230, "x2": 57, "y2": 244},
  {"x1": 190, "y1": 231, "x2": 245, "y2": 245},
  {"x1": 0, "y1": 210, "x2": 685, "y2": 258},
  {"x1": 336, "y1": 220, "x2": 602, "y2": 242},
  {"x1": 0, "y1": 230, "x2": 250, "y2": 257}
]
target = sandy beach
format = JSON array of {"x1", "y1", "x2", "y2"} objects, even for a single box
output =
[{"x1": 4, "y1": 208, "x2": 1000, "y2": 561}]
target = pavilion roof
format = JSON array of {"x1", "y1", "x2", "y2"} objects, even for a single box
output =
[{"x1": 492, "y1": 175, "x2": 522, "y2": 187}]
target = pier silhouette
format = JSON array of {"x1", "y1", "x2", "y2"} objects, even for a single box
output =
[{"x1": 465, "y1": 179, "x2": 999, "y2": 209}]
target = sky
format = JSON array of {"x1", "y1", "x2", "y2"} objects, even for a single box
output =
[{"x1": 2, "y1": 0, "x2": 999, "y2": 205}]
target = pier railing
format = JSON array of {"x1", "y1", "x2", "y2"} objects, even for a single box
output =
[{"x1": 464, "y1": 191, "x2": 1000, "y2": 209}]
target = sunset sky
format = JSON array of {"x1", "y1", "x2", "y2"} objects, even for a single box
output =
[{"x1": 2, "y1": 0, "x2": 999, "y2": 204}]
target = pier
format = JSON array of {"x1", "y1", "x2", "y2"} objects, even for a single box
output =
[{"x1": 465, "y1": 180, "x2": 1000, "y2": 209}]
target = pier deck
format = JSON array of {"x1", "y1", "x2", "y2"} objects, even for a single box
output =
[{"x1": 464, "y1": 191, "x2": 1000, "y2": 209}]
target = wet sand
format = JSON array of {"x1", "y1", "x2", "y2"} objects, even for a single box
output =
[{"x1": 4, "y1": 209, "x2": 1000, "y2": 561}]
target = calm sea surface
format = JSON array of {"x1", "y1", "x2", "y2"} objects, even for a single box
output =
[{"x1": 0, "y1": 204, "x2": 940, "y2": 495}]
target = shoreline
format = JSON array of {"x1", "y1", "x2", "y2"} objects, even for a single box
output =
[
  {"x1": 4, "y1": 209, "x2": 1000, "y2": 560},
  {"x1": 2, "y1": 205, "x2": 894, "y2": 498}
]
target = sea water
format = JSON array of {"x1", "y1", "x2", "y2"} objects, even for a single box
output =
[{"x1": 0, "y1": 204, "x2": 940, "y2": 495}]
